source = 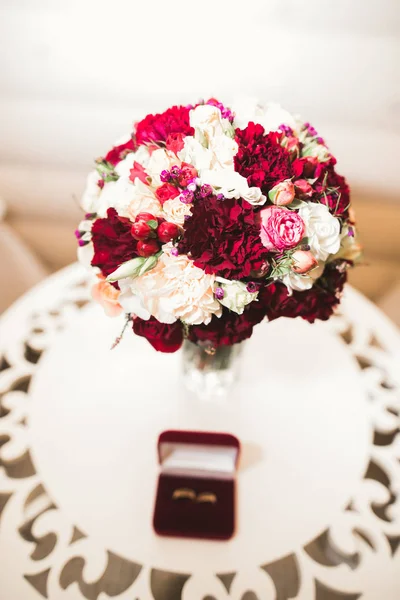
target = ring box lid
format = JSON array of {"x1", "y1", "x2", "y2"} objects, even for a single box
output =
[{"x1": 158, "y1": 430, "x2": 240, "y2": 480}]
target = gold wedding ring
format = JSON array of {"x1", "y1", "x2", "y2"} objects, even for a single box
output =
[
  {"x1": 172, "y1": 488, "x2": 196, "y2": 501},
  {"x1": 196, "y1": 492, "x2": 217, "y2": 504}
]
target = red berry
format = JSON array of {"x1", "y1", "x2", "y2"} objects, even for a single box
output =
[
  {"x1": 135, "y1": 212, "x2": 155, "y2": 223},
  {"x1": 131, "y1": 221, "x2": 152, "y2": 240},
  {"x1": 158, "y1": 221, "x2": 180, "y2": 243},
  {"x1": 137, "y1": 239, "x2": 160, "y2": 257}
]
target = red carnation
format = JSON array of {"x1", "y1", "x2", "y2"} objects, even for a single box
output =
[
  {"x1": 133, "y1": 316, "x2": 183, "y2": 353},
  {"x1": 188, "y1": 301, "x2": 266, "y2": 347},
  {"x1": 258, "y1": 262, "x2": 347, "y2": 323},
  {"x1": 178, "y1": 195, "x2": 269, "y2": 279},
  {"x1": 234, "y1": 123, "x2": 293, "y2": 194},
  {"x1": 91, "y1": 208, "x2": 138, "y2": 278},
  {"x1": 135, "y1": 105, "x2": 194, "y2": 146},
  {"x1": 104, "y1": 138, "x2": 135, "y2": 166}
]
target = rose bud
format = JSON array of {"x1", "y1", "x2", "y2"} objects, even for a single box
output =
[
  {"x1": 137, "y1": 239, "x2": 160, "y2": 257},
  {"x1": 285, "y1": 136, "x2": 299, "y2": 154},
  {"x1": 178, "y1": 163, "x2": 198, "y2": 187},
  {"x1": 130, "y1": 221, "x2": 152, "y2": 240},
  {"x1": 158, "y1": 221, "x2": 180, "y2": 243},
  {"x1": 294, "y1": 179, "x2": 313, "y2": 198},
  {"x1": 268, "y1": 179, "x2": 295, "y2": 206},
  {"x1": 135, "y1": 212, "x2": 156, "y2": 223},
  {"x1": 292, "y1": 250, "x2": 318, "y2": 274}
]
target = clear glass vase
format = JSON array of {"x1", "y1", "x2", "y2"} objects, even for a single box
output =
[{"x1": 182, "y1": 339, "x2": 244, "y2": 400}]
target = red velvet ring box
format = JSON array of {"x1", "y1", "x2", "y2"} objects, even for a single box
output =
[{"x1": 153, "y1": 430, "x2": 240, "y2": 541}]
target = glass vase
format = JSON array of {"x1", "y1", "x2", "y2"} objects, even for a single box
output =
[{"x1": 182, "y1": 339, "x2": 244, "y2": 400}]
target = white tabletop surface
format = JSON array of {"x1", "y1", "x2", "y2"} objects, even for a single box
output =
[{"x1": 0, "y1": 263, "x2": 399, "y2": 600}]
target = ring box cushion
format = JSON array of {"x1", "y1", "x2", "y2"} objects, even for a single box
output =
[{"x1": 153, "y1": 430, "x2": 240, "y2": 540}]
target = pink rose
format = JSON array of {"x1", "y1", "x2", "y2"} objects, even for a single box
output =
[
  {"x1": 268, "y1": 179, "x2": 295, "y2": 206},
  {"x1": 260, "y1": 206, "x2": 305, "y2": 251},
  {"x1": 292, "y1": 250, "x2": 318, "y2": 274}
]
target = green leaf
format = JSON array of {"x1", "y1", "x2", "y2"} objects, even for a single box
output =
[{"x1": 146, "y1": 219, "x2": 158, "y2": 230}]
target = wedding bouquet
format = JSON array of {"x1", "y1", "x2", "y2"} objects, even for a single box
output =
[{"x1": 76, "y1": 98, "x2": 361, "y2": 352}]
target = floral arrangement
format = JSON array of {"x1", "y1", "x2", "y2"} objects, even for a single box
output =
[{"x1": 76, "y1": 98, "x2": 361, "y2": 352}]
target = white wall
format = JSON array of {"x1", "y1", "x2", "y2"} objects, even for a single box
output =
[{"x1": 0, "y1": 0, "x2": 399, "y2": 247}]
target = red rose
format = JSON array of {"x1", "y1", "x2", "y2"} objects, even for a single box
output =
[
  {"x1": 91, "y1": 208, "x2": 138, "y2": 278},
  {"x1": 178, "y1": 163, "x2": 198, "y2": 187},
  {"x1": 135, "y1": 106, "x2": 194, "y2": 146},
  {"x1": 188, "y1": 302, "x2": 266, "y2": 347},
  {"x1": 104, "y1": 138, "x2": 135, "y2": 166},
  {"x1": 178, "y1": 195, "x2": 269, "y2": 279},
  {"x1": 155, "y1": 183, "x2": 180, "y2": 203},
  {"x1": 258, "y1": 262, "x2": 347, "y2": 323},
  {"x1": 133, "y1": 317, "x2": 183, "y2": 353},
  {"x1": 234, "y1": 123, "x2": 293, "y2": 194}
]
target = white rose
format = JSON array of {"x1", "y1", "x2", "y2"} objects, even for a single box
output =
[
  {"x1": 241, "y1": 186, "x2": 267, "y2": 206},
  {"x1": 178, "y1": 136, "x2": 214, "y2": 171},
  {"x1": 216, "y1": 279, "x2": 258, "y2": 315},
  {"x1": 281, "y1": 262, "x2": 325, "y2": 294},
  {"x1": 190, "y1": 104, "x2": 225, "y2": 140},
  {"x1": 163, "y1": 197, "x2": 192, "y2": 226},
  {"x1": 208, "y1": 134, "x2": 238, "y2": 170},
  {"x1": 232, "y1": 98, "x2": 296, "y2": 133},
  {"x1": 200, "y1": 169, "x2": 266, "y2": 205},
  {"x1": 81, "y1": 170, "x2": 102, "y2": 213},
  {"x1": 299, "y1": 203, "x2": 341, "y2": 261}
]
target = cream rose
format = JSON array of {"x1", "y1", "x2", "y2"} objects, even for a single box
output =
[
  {"x1": 162, "y1": 197, "x2": 192, "y2": 227},
  {"x1": 298, "y1": 203, "x2": 340, "y2": 261},
  {"x1": 119, "y1": 252, "x2": 222, "y2": 325}
]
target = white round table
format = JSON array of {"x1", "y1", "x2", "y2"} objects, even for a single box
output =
[{"x1": 0, "y1": 263, "x2": 399, "y2": 600}]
